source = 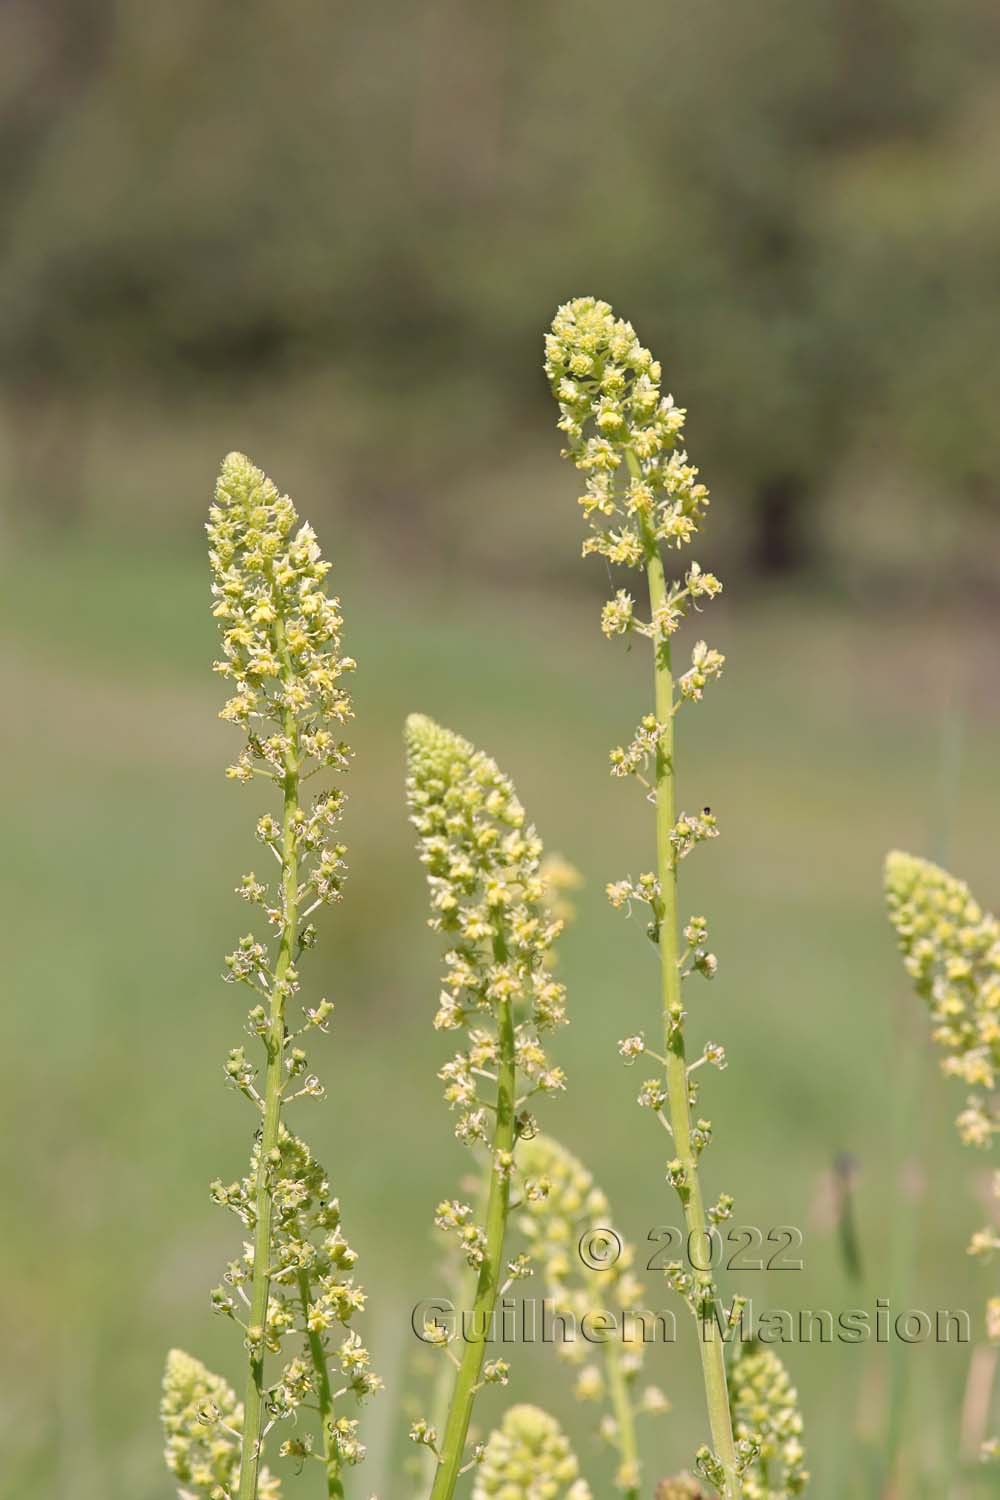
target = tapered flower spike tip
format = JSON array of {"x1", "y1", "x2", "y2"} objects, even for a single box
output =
[
  {"x1": 405, "y1": 711, "x2": 446, "y2": 749},
  {"x1": 728, "y1": 1345, "x2": 809, "y2": 1496},
  {"x1": 219, "y1": 448, "x2": 273, "y2": 490},
  {"x1": 405, "y1": 711, "x2": 474, "y2": 764},
  {"x1": 884, "y1": 848, "x2": 935, "y2": 893},
  {"x1": 884, "y1": 846, "x2": 998, "y2": 1136},
  {"x1": 472, "y1": 1405, "x2": 592, "y2": 1500},
  {"x1": 161, "y1": 1348, "x2": 250, "y2": 1498}
]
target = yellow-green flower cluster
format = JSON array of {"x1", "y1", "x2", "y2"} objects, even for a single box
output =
[
  {"x1": 884, "y1": 852, "x2": 999, "y2": 1136},
  {"x1": 209, "y1": 453, "x2": 354, "y2": 946},
  {"x1": 517, "y1": 1133, "x2": 643, "y2": 1340},
  {"x1": 727, "y1": 1346, "x2": 808, "y2": 1499},
  {"x1": 161, "y1": 1349, "x2": 281, "y2": 1500},
  {"x1": 208, "y1": 451, "x2": 354, "y2": 767},
  {"x1": 885, "y1": 851, "x2": 999, "y2": 1463},
  {"x1": 516, "y1": 1134, "x2": 665, "y2": 1492},
  {"x1": 472, "y1": 1404, "x2": 592, "y2": 1500},
  {"x1": 208, "y1": 1125, "x2": 380, "y2": 1454},
  {"x1": 406, "y1": 714, "x2": 569, "y2": 1147},
  {"x1": 545, "y1": 298, "x2": 708, "y2": 561},
  {"x1": 544, "y1": 298, "x2": 722, "y2": 700}
]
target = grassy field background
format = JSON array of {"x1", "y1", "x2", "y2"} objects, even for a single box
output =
[{"x1": 1, "y1": 503, "x2": 998, "y2": 1498}]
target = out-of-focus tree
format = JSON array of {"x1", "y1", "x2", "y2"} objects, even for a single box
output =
[{"x1": 1, "y1": 0, "x2": 998, "y2": 585}]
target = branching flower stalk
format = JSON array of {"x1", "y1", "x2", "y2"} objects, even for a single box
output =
[
  {"x1": 545, "y1": 299, "x2": 743, "y2": 1496},
  {"x1": 162, "y1": 454, "x2": 380, "y2": 1500},
  {"x1": 405, "y1": 716, "x2": 572, "y2": 1500}
]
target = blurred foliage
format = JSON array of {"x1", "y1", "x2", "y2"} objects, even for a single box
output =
[{"x1": 2, "y1": 0, "x2": 1000, "y2": 587}]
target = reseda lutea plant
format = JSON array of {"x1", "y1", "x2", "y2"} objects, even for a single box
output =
[
  {"x1": 545, "y1": 298, "x2": 804, "y2": 1497},
  {"x1": 161, "y1": 455, "x2": 380, "y2": 1500},
  {"x1": 162, "y1": 325, "x2": 815, "y2": 1500},
  {"x1": 404, "y1": 715, "x2": 577, "y2": 1499}
]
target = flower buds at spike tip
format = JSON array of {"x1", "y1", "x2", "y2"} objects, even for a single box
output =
[
  {"x1": 515, "y1": 1134, "x2": 653, "y2": 1491},
  {"x1": 209, "y1": 451, "x2": 355, "y2": 743},
  {"x1": 472, "y1": 1405, "x2": 592, "y2": 1500},
  {"x1": 405, "y1": 714, "x2": 571, "y2": 1135},
  {"x1": 884, "y1": 851, "x2": 1000, "y2": 1100},
  {"x1": 161, "y1": 1349, "x2": 284, "y2": 1500},
  {"x1": 885, "y1": 848, "x2": 998, "y2": 1467},
  {"x1": 545, "y1": 297, "x2": 711, "y2": 568},
  {"x1": 728, "y1": 1345, "x2": 809, "y2": 1498}
]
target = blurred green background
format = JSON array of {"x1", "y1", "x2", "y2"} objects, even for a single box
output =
[{"x1": 2, "y1": 2, "x2": 999, "y2": 1496}]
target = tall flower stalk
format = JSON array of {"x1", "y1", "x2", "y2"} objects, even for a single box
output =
[
  {"x1": 545, "y1": 299, "x2": 742, "y2": 1495},
  {"x1": 162, "y1": 454, "x2": 380, "y2": 1500},
  {"x1": 405, "y1": 715, "x2": 571, "y2": 1500},
  {"x1": 884, "y1": 851, "x2": 1000, "y2": 1466}
]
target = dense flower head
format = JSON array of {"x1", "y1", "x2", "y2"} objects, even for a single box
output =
[
  {"x1": 161, "y1": 1349, "x2": 281, "y2": 1500},
  {"x1": 884, "y1": 851, "x2": 1000, "y2": 1110},
  {"x1": 406, "y1": 714, "x2": 569, "y2": 1142},
  {"x1": 472, "y1": 1404, "x2": 592, "y2": 1499},
  {"x1": 517, "y1": 1134, "x2": 644, "y2": 1357},
  {"x1": 728, "y1": 1346, "x2": 808, "y2": 1499},
  {"x1": 516, "y1": 1134, "x2": 660, "y2": 1491},
  {"x1": 544, "y1": 297, "x2": 711, "y2": 568},
  {"x1": 210, "y1": 454, "x2": 357, "y2": 1009},
  {"x1": 208, "y1": 451, "x2": 355, "y2": 748},
  {"x1": 885, "y1": 850, "x2": 998, "y2": 1462}
]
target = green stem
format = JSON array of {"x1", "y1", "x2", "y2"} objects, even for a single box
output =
[
  {"x1": 423, "y1": 1201, "x2": 484, "y2": 1490},
  {"x1": 428, "y1": 991, "x2": 517, "y2": 1500},
  {"x1": 239, "y1": 616, "x2": 300, "y2": 1500},
  {"x1": 635, "y1": 462, "x2": 740, "y2": 1498},
  {"x1": 604, "y1": 1336, "x2": 640, "y2": 1500},
  {"x1": 297, "y1": 1270, "x2": 345, "y2": 1499}
]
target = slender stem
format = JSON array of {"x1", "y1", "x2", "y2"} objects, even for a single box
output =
[
  {"x1": 603, "y1": 1336, "x2": 640, "y2": 1500},
  {"x1": 423, "y1": 1202, "x2": 484, "y2": 1489},
  {"x1": 239, "y1": 615, "x2": 301, "y2": 1500},
  {"x1": 428, "y1": 991, "x2": 517, "y2": 1500},
  {"x1": 423, "y1": 1344, "x2": 455, "y2": 1488},
  {"x1": 636, "y1": 466, "x2": 740, "y2": 1497},
  {"x1": 297, "y1": 1270, "x2": 345, "y2": 1499}
]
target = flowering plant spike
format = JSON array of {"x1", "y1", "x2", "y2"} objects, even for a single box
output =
[
  {"x1": 405, "y1": 714, "x2": 573, "y2": 1499},
  {"x1": 472, "y1": 1404, "x2": 592, "y2": 1500},
  {"x1": 726, "y1": 1346, "x2": 808, "y2": 1498},
  {"x1": 546, "y1": 296, "x2": 756, "y2": 1495},
  {"x1": 517, "y1": 1133, "x2": 668, "y2": 1494},
  {"x1": 884, "y1": 850, "x2": 999, "y2": 1464},
  {"x1": 161, "y1": 454, "x2": 380, "y2": 1500}
]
